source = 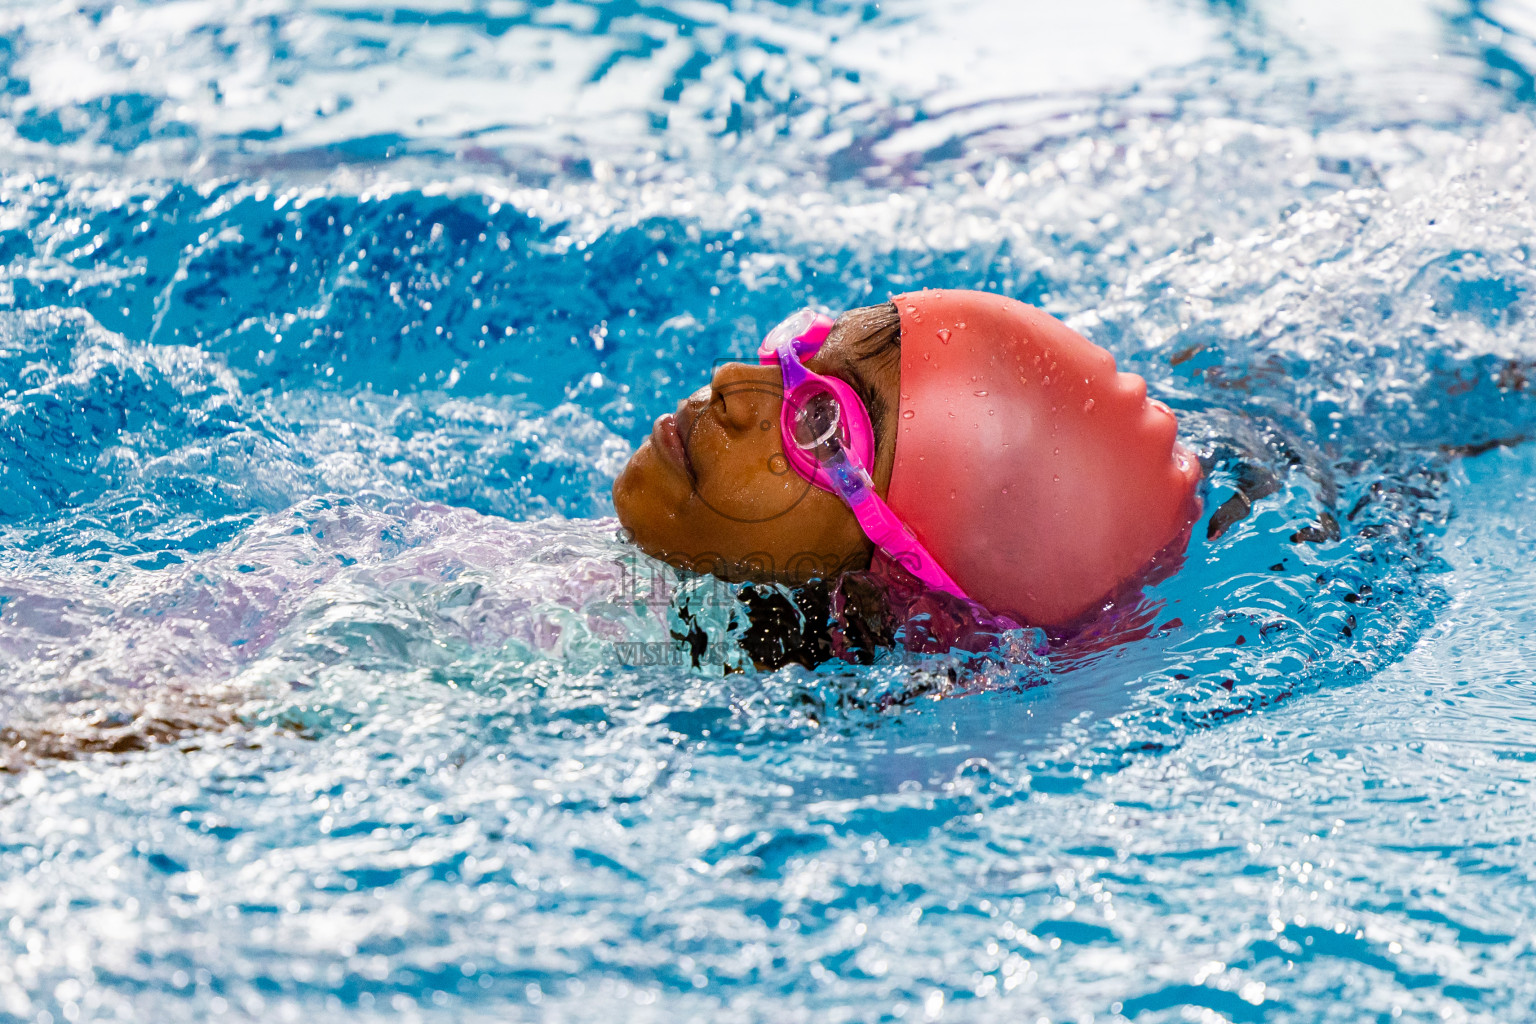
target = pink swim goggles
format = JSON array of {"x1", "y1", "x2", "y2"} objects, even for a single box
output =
[{"x1": 757, "y1": 309, "x2": 967, "y2": 599}]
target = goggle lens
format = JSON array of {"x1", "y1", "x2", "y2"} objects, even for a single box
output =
[{"x1": 788, "y1": 388, "x2": 843, "y2": 452}]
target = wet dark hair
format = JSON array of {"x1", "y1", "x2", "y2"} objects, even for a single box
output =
[
  {"x1": 732, "y1": 568, "x2": 1023, "y2": 672},
  {"x1": 839, "y1": 301, "x2": 902, "y2": 363},
  {"x1": 830, "y1": 301, "x2": 901, "y2": 451},
  {"x1": 730, "y1": 576, "x2": 896, "y2": 670}
]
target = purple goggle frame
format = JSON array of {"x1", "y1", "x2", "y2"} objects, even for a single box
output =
[{"x1": 757, "y1": 309, "x2": 967, "y2": 599}]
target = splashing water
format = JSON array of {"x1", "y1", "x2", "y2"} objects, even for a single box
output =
[{"x1": 2, "y1": 1, "x2": 1536, "y2": 1021}]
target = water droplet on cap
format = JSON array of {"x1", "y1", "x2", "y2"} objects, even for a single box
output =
[
  {"x1": 973, "y1": 389, "x2": 988, "y2": 397},
  {"x1": 1082, "y1": 398, "x2": 1095, "y2": 413},
  {"x1": 956, "y1": 322, "x2": 966, "y2": 329},
  {"x1": 937, "y1": 328, "x2": 952, "y2": 344},
  {"x1": 1042, "y1": 376, "x2": 1052, "y2": 386},
  {"x1": 901, "y1": 409, "x2": 915, "y2": 420},
  {"x1": 1052, "y1": 474, "x2": 1060, "y2": 483}
]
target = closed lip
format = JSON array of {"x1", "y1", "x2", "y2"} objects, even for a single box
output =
[{"x1": 651, "y1": 400, "x2": 699, "y2": 483}]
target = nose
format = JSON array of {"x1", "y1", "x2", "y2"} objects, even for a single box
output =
[{"x1": 709, "y1": 362, "x2": 783, "y2": 436}]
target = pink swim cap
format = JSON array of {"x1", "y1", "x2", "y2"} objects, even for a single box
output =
[{"x1": 883, "y1": 289, "x2": 1202, "y2": 628}]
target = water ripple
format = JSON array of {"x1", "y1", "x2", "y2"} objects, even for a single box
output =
[{"x1": 2, "y1": 2, "x2": 1536, "y2": 1023}]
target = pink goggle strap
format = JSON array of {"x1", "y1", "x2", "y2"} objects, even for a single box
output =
[
  {"x1": 844, "y1": 479, "x2": 967, "y2": 598},
  {"x1": 758, "y1": 309, "x2": 969, "y2": 601}
]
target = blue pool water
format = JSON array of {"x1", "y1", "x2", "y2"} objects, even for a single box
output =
[{"x1": 2, "y1": 1, "x2": 1536, "y2": 1020}]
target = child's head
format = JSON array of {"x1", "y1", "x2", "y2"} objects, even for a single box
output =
[
  {"x1": 614, "y1": 289, "x2": 1202, "y2": 628},
  {"x1": 612, "y1": 303, "x2": 903, "y2": 584}
]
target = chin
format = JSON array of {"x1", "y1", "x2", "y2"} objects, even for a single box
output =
[
  {"x1": 611, "y1": 449, "x2": 648, "y2": 535},
  {"x1": 611, "y1": 448, "x2": 677, "y2": 554}
]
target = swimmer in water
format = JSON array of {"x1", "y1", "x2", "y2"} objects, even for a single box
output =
[{"x1": 612, "y1": 289, "x2": 1204, "y2": 654}]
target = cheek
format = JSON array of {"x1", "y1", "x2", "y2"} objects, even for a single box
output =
[
  {"x1": 695, "y1": 425, "x2": 858, "y2": 534},
  {"x1": 706, "y1": 460, "x2": 807, "y2": 521},
  {"x1": 690, "y1": 422, "x2": 803, "y2": 519},
  {"x1": 714, "y1": 455, "x2": 863, "y2": 548},
  {"x1": 615, "y1": 420, "x2": 872, "y2": 577}
]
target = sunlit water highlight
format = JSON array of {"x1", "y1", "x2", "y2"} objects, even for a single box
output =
[{"x1": 1, "y1": 1, "x2": 1536, "y2": 1021}]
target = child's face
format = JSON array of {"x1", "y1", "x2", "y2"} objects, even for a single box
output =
[{"x1": 613, "y1": 318, "x2": 900, "y2": 585}]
